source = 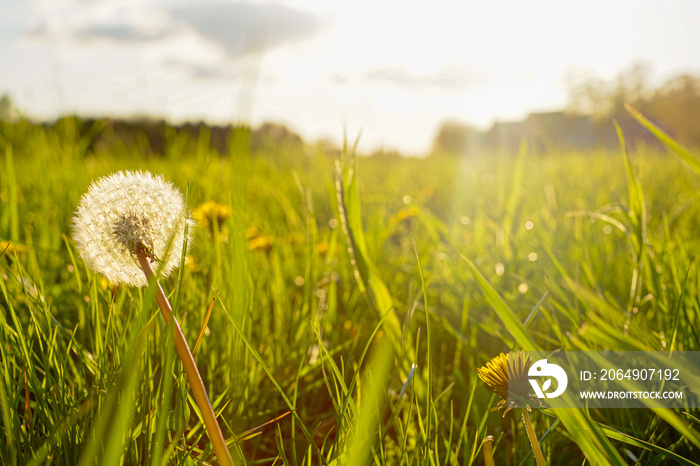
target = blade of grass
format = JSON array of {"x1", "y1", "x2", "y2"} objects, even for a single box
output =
[
  {"x1": 625, "y1": 103, "x2": 700, "y2": 176},
  {"x1": 344, "y1": 338, "x2": 393, "y2": 466},
  {"x1": 459, "y1": 254, "x2": 537, "y2": 351},
  {"x1": 335, "y1": 147, "x2": 402, "y2": 353},
  {"x1": 192, "y1": 289, "x2": 218, "y2": 354},
  {"x1": 412, "y1": 239, "x2": 433, "y2": 466},
  {"x1": 599, "y1": 423, "x2": 699, "y2": 466},
  {"x1": 0, "y1": 363, "x2": 16, "y2": 466}
]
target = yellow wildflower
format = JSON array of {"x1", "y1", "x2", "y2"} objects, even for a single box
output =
[
  {"x1": 192, "y1": 201, "x2": 230, "y2": 238},
  {"x1": 0, "y1": 240, "x2": 26, "y2": 259},
  {"x1": 389, "y1": 207, "x2": 420, "y2": 227},
  {"x1": 477, "y1": 351, "x2": 535, "y2": 415},
  {"x1": 247, "y1": 235, "x2": 273, "y2": 251},
  {"x1": 316, "y1": 241, "x2": 329, "y2": 255}
]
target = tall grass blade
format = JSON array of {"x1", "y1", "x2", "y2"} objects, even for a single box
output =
[
  {"x1": 335, "y1": 145, "x2": 402, "y2": 353},
  {"x1": 599, "y1": 425, "x2": 699, "y2": 465},
  {"x1": 344, "y1": 339, "x2": 393, "y2": 466},
  {"x1": 625, "y1": 103, "x2": 700, "y2": 176}
]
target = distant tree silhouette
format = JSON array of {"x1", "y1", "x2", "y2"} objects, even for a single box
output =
[
  {"x1": 0, "y1": 94, "x2": 19, "y2": 121},
  {"x1": 432, "y1": 121, "x2": 482, "y2": 155},
  {"x1": 566, "y1": 62, "x2": 652, "y2": 121},
  {"x1": 431, "y1": 65, "x2": 700, "y2": 155},
  {"x1": 647, "y1": 74, "x2": 700, "y2": 147}
]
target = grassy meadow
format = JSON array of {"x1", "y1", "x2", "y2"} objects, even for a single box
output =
[{"x1": 1, "y1": 113, "x2": 700, "y2": 465}]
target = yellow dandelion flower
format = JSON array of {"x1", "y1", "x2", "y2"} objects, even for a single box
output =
[
  {"x1": 389, "y1": 207, "x2": 420, "y2": 227},
  {"x1": 192, "y1": 201, "x2": 230, "y2": 237},
  {"x1": 477, "y1": 351, "x2": 535, "y2": 415},
  {"x1": 0, "y1": 240, "x2": 26, "y2": 260},
  {"x1": 479, "y1": 352, "x2": 547, "y2": 465},
  {"x1": 184, "y1": 254, "x2": 199, "y2": 272},
  {"x1": 99, "y1": 277, "x2": 109, "y2": 292},
  {"x1": 245, "y1": 226, "x2": 260, "y2": 239},
  {"x1": 247, "y1": 235, "x2": 273, "y2": 251},
  {"x1": 316, "y1": 240, "x2": 329, "y2": 255},
  {"x1": 0, "y1": 240, "x2": 12, "y2": 255}
]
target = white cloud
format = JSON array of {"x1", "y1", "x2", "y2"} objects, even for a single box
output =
[
  {"x1": 2, "y1": 0, "x2": 700, "y2": 153},
  {"x1": 365, "y1": 66, "x2": 485, "y2": 90},
  {"x1": 167, "y1": 2, "x2": 324, "y2": 59}
]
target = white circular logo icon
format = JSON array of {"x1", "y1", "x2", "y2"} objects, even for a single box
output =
[{"x1": 528, "y1": 359, "x2": 568, "y2": 398}]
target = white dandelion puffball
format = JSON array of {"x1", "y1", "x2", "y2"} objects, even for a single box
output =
[{"x1": 72, "y1": 170, "x2": 194, "y2": 287}]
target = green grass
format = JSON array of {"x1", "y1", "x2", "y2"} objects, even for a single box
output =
[{"x1": 1, "y1": 114, "x2": 700, "y2": 465}]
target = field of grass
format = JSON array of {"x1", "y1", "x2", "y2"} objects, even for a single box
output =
[{"x1": 1, "y1": 112, "x2": 700, "y2": 465}]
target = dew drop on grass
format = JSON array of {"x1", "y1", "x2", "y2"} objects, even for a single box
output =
[
  {"x1": 528, "y1": 252, "x2": 538, "y2": 262},
  {"x1": 525, "y1": 220, "x2": 534, "y2": 230},
  {"x1": 308, "y1": 345, "x2": 320, "y2": 364},
  {"x1": 495, "y1": 262, "x2": 505, "y2": 276}
]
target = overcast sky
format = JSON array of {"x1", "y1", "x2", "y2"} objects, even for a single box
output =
[{"x1": 1, "y1": 0, "x2": 699, "y2": 154}]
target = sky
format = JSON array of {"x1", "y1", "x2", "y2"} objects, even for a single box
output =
[{"x1": 1, "y1": 0, "x2": 699, "y2": 154}]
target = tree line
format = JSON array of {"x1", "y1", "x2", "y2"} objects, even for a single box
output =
[{"x1": 433, "y1": 65, "x2": 700, "y2": 155}]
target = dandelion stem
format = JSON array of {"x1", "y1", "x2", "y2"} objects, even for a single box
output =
[
  {"x1": 482, "y1": 435, "x2": 495, "y2": 466},
  {"x1": 137, "y1": 251, "x2": 234, "y2": 466},
  {"x1": 521, "y1": 409, "x2": 546, "y2": 466}
]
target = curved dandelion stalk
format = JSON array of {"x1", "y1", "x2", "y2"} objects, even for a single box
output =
[
  {"x1": 136, "y1": 252, "x2": 233, "y2": 465},
  {"x1": 477, "y1": 351, "x2": 545, "y2": 466},
  {"x1": 73, "y1": 171, "x2": 233, "y2": 466},
  {"x1": 521, "y1": 408, "x2": 546, "y2": 466}
]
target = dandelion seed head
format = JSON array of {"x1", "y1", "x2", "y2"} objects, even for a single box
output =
[
  {"x1": 72, "y1": 170, "x2": 194, "y2": 287},
  {"x1": 113, "y1": 212, "x2": 157, "y2": 258}
]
